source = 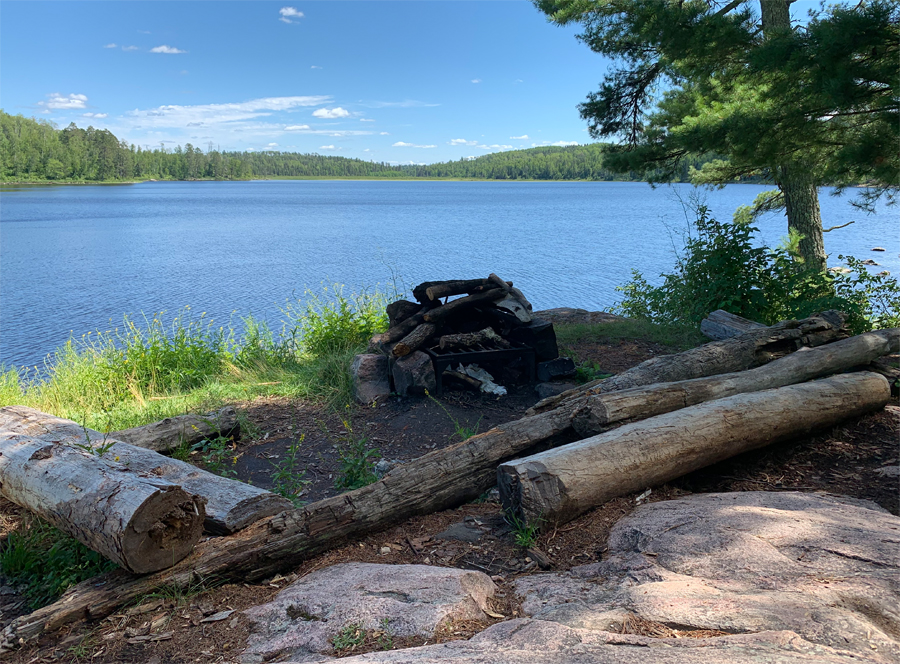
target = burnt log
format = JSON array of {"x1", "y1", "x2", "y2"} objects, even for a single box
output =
[
  {"x1": 498, "y1": 372, "x2": 891, "y2": 527},
  {"x1": 442, "y1": 370, "x2": 483, "y2": 391},
  {"x1": 393, "y1": 323, "x2": 438, "y2": 358},
  {"x1": 386, "y1": 300, "x2": 421, "y2": 327},
  {"x1": 380, "y1": 313, "x2": 426, "y2": 344},
  {"x1": 439, "y1": 328, "x2": 509, "y2": 351},
  {"x1": 422, "y1": 289, "x2": 506, "y2": 323}
]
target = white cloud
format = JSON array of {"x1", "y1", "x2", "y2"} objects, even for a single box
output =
[
  {"x1": 312, "y1": 107, "x2": 350, "y2": 119},
  {"x1": 38, "y1": 93, "x2": 88, "y2": 111},
  {"x1": 267, "y1": 143, "x2": 279, "y2": 147},
  {"x1": 379, "y1": 132, "x2": 389, "y2": 135},
  {"x1": 363, "y1": 148, "x2": 370, "y2": 152},
  {"x1": 284, "y1": 124, "x2": 310, "y2": 131},
  {"x1": 360, "y1": 118, "x2": 375, "y2": 122},
  {"x1": 510, "y1": 135, "x2": 528, "y2": 140},
  {"x1": 449, "y1": 138, "x2": 477, "y2": 146},
  {"x1": 150, "y1": 45, "x2": 187, "y2": 54},
  {"x1": 514, "y1": 79, "x2": 524, "y2": 84},
  {"x1": 471, "y1": 79, "x2": 482, "y2": 84},
  {"x1": 392, "y1": 141, "x2": 436, "y2": 148},
  {"x1": 104, "y1": 43, "x2": 117, "y2": 49},
  {"x1": 124, "y1": 96, "x2": 331, "y2": 130},
  {"x1": 279, "y1": 7, "x2": 304, "y2": 23},
  {"x1": 311, "y1": 65, "x2": 322, "y2": 69},
  {"x1": 476, "y1": 144, "x2": 513, "y2": 150},
  {"x1": 122, "y1": 45, "x2": 139, "y2": 51},
  {"x1": 83, "y1": 112, "x2": 108, "y2": 118},
  {"x1": 319, "y1": 145, "x2": 336, "y2": 150}
]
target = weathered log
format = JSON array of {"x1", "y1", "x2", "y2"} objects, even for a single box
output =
[
  {"x1": 422, "y1": 289, "x2": 506, "y2": 323},
  {"x1": 439, "y1": 328, "x2": 509, "y2": 351},
  {"x1": 528, "y1": 310, "x2": 848, "y2": 415},
  {"x1": 0, "y1": 406, "x2": 580, "y2": 650},
  {"x1": 0, "y1": 433, "x2": 205, "y2": 574},
  {"x1": 380, "y1": 313, "x2": 426, "y2": 344},
  {"x1": 570, "y1": 328, "x2": 899, "y2": 437},
  {"x1": 488, "y1": 273, "x2": 533, "y2": 321},
  {"x1": 386, "y1": 300, "x2": 421, "y2": 327},
  {"x1": 392, "y1": 323, "x2": 438, "y2": 358},
  {"x1": 0, "y1": 407, "x2": 291, "y2": 535},
  {"x1": 701, "y1": 309, "x2": 767, "y2": 340},
  {"x1": 499, "y1": 372, "x2": 891, "y2": 528},
  {"x1": 111, "y1": 407, "x2": 239, "y2": 454}
]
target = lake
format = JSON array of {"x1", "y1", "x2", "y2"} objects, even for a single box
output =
[{"x1": 1, "y1": 180, "x2": 896, "y2": 369}]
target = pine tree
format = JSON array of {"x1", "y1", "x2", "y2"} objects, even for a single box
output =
[{"x1": 535, "y1": 0, "x2": 899, "y2": 270}]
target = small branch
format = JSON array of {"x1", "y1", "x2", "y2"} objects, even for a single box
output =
[{"x1": 823, "y1": 221, "x2": 855, "y2": 232}]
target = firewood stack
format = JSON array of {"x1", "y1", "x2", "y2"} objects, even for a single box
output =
[{"x1": 353, "y1": 274, "x2": 563, "y2": 400}]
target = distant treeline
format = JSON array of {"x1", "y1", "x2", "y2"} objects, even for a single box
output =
[{"x1": 0, "y1": 111, "x2": 719, "y2": 183}]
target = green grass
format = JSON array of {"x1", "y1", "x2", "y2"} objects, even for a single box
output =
[
  {"x1": 555, "y1": 318, "x2": 706, "y2": 353},
  {"x1": 0, "y1": 518, "x2": 118, "y2": 608},
  {"x1": 0, "y1": 285, "x2": 394, "y2": 433}
]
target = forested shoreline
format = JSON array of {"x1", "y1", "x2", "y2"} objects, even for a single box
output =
[{"x1": 0, "y1": 111, "x2": 719, "y2": 184}]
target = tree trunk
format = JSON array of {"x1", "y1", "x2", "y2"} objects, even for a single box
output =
[
  {"x1": 779, "y1": 163, "x2": 827, "y2": 270},
  {"x1": 528, "y1": 310, "x2": 847, "y2": 415},
  {"x1": 0, "y1": 407, "x2": 292, "y2": 535},
  {"x1": 760, "y1": 0, "x2": 827, "y2": 271},
  {"x1": 111, "y1": 407, "x2": 239, "y2": 454},
  {"x1": 498, "y1": 372, "x2": 890, "y2": 527},
  {"x1": 0, "y1": 433, "x2": 205, "y2": 574}
]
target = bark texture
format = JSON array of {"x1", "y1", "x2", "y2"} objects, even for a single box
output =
[
  {"x1": 528, "y1": 311, "x2": 847, "y2": 415},
  {"x1": 0, "y1": 433, "x2": 205, "y2": 574},
  {"x1": 700, "y1": 309, "x2": 767, "y2": 341},
  {"x1": 111, "y1": 407, "x2": 239, "y2": 453},
  {"x1": 498, "y1": 372, "x2": 891, "y2": 527},
  {"x1": 0, "y1": 407, "x2": 291, "y2": 535}
]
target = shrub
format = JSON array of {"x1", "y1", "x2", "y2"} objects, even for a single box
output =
[{"x1": 615, "y1": 206, "x2": 899, "y2": 334}]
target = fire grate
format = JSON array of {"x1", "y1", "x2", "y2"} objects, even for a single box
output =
[{"x1": 424, "y1": 340, "x2": 536, "y2": 396}]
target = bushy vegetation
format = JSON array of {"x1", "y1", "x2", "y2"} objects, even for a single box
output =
[
  {"x1": 614, "y1": 207, "x2": 900, "y2": 334},
  {"x1": 0, "y1": 286, "x2": 393, "y2": 432}
]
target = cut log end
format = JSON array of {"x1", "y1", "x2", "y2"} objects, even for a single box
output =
[{"x1": 125, "y1": 487, "x2": 206, "y2": 574}]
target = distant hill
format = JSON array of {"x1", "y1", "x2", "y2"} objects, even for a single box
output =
[{"x1": 1, "y1": 111, "x2": 708, "y2": 183}]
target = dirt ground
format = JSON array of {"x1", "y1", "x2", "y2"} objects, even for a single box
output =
[{"x1": 2, "y1": 327, "x2": 898, "y2": 664}]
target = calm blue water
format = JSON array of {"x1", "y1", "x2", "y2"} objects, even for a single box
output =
[{"x1": 1, "y1": 180, "x2": 896, "y2": 368}]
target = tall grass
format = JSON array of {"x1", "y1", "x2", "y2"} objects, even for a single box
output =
[{"x1": 0, "y1": 286, "x2": 393, "y2": 430}]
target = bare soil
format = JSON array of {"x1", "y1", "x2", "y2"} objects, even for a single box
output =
[{"x1": 3, "y1": 326, "x2": 898, "y2": 664}]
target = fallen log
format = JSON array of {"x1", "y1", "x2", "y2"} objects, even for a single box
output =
[
  {"x1": 0, "y1": 407, "x2": 291, "y2": 535},
  {"x1": 392, "y1": 323, "x2": 438, "y2": 358},
  {"x1": 0, "y1": 433, "x2": 205, "y2": 574},
  {"x1": 425, "y1": 279, "x2": 500, "y2": 301},
  {"x1": 111, "y1": 406, "x2": 239, "y2": 454},
  {"x1": 570, "y1": 328, "x2": 899, "y2": 437},
  {"x1": 422, "y1": 289, "x2": 506, "y2": 323},
  {"x1": 528, "y1": 310, "x2": 848, "y2": 415},
  {"x1": 499, "y1": 372, "x2": 891, "y2": 528},
  {"x1": 0, "y1": 405, "x2": 580, "y2": 650},
  {"x1": 700, "y1": 309, "x2": 767, "y2": 340}
]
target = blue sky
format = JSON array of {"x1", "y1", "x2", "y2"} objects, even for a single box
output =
[{"x1": 1, "y1": 1, "x2": 823, "y2": 164}]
